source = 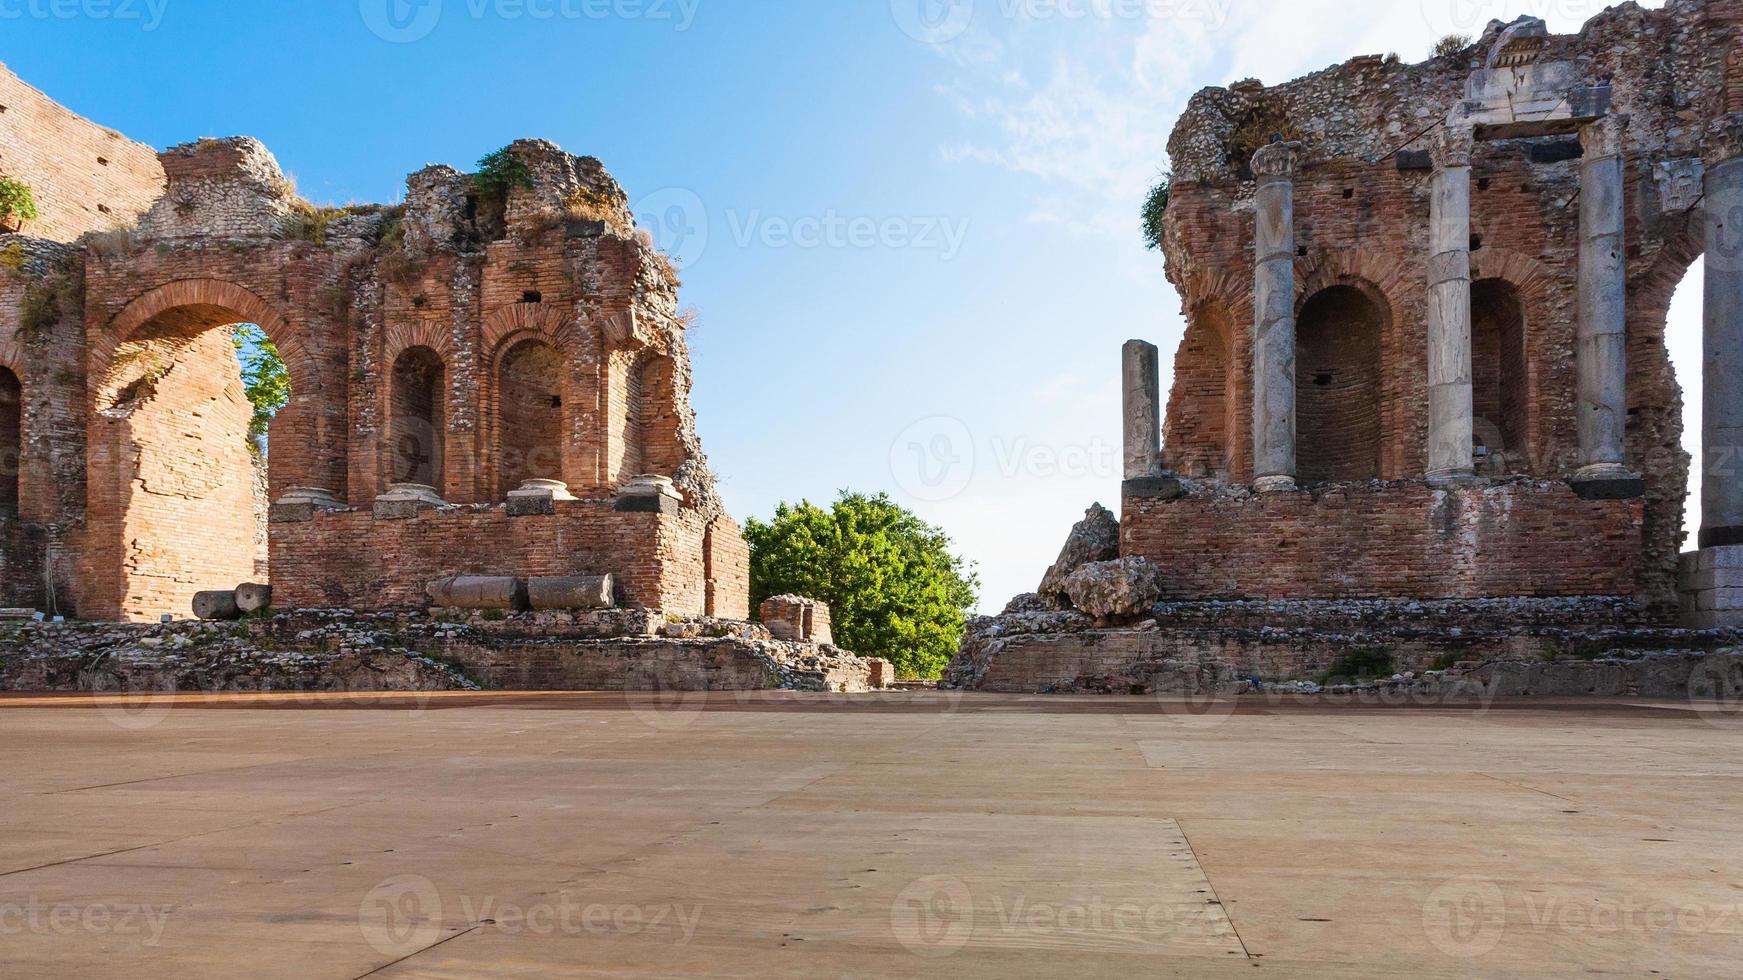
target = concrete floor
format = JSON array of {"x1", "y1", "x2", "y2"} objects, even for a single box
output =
[{"x1": 0, "y1": 692, "x2": 1739, "y2": 978}]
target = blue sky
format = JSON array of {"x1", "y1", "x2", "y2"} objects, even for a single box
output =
[{"x1": 5, "y1": 0, "x2": 1691, "y2": 610}]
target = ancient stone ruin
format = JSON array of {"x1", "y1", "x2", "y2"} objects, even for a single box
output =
[
  {"x1": 949, "y1": 3, "x2": 1743, "y2": 694},
  {"x1": 0, "y1": 63, "x2": 890, "y2": 692}
]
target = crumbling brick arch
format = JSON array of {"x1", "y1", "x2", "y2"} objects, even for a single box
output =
[
  {"x1": 615, "y1": 350, "x2": 680, "y2": 483},
  {"x1": 84, "y1": 278, "x2": 318, "y2": 621},
  {"x1": 93, "y1": 278, "x2": 338, "y2": 497},
  {"x1": 1172, "y1": 268, "x2": 1255, "y2": 482},
  {"x1": 1296, "y1": 253, "x2": 1411, "y2": 478},
  {"x1": 0, "y1": 363, "x2": 20, "y2": 517},
  {"x1": 389, "y1": 347, "x2": 446, "y2": 490},
  {"x1": 1294, "y1": 281, "x2": 1389, "y2": 484},
  {"x1": 1628, "y1": 223, "x2": 1706, "y2": 607},
  {"x1": 1165, "y1": 299, "x2": 1239, "y2": 479},
  {"x1": 381, "y1": 320, "x2": 454, "y2": 495},
  {"x1": 479, "y1": 303, "x2": 601, "y2": 498},
  {"x1": 1469, "y1": 249, "x2": 1557, "y2": 475}
]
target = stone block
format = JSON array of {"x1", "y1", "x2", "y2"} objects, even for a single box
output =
[{"x1": 761, "y1": 595, "x2": 833, "y2": 644}]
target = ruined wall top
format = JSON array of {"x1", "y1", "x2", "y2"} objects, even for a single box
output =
[
  {"x1": 1166, "y1": 1, "x2": 1729, "y2": 189},
  {"x1": 0, "y1": 61, "x2": 164, "y2": 243}
]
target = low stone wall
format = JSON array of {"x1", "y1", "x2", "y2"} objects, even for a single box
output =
[
  {"x1": 269, "y1": 502, "x2": 710, "y2": 615},
  {"x1": 0, "y1": 610, "x2": 895, "y2": 694},
  {"x1": 1122, "y1": 480, "x2": 1643, "y2": 601},
  {"x1": 944, "y1": 597, "x2": 1743, "y2": 694}
]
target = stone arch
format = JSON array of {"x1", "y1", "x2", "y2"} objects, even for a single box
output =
[
  {"x1": 479, "y1": 303, "x2": 600, "y2": 498},
  {"x1": 616, "y1": 350, "x2": 680, "y2": 483},
  {"x1": 1165, "y1": 298, "x2": 1239, "y2": 480},
  {"x1": 493, "y1": 336, "x2": 566, "y2": 497},
  {"x1": 1295, "y1": 252, "x2": 1409, "y2": 478},
  {"x1": 388, "y1": 346, "x2": 447, "y2": 489},
  {"x1": 84, "y1": 278, "x2": 326, "y2": 622},
  {"x1": 1295, "y1": 282, "x2": 1388, "y2": 484},
  {"x1": 1177, "y1": 268, "x2": 1254, "y2": 482},
  {"x1": 1470, "y1": 248, "x2": 1558, "y2": 474},
  {"x1": 96, "y1": 279, "x2": 309, "y2": 400},
  {"x1": 1470, "y1": 279, "x2": 1529, "y2": 472}
]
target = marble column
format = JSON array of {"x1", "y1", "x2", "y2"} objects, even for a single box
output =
[
  {"x1": 1574, "y1": 115, "x2": 1637, "y2": 487},
  {"x1": 1123, "y1": 340, "x2": 1163, "y2": 482},
  {"x1": 1703, "y1": 123, "x2": 1743, "y2": 549},
  {"x1": 1251, "y1": 140, "x2": 1303, "y2": 493},
  {"x1": 1427, "y1": 125, "x2": 1476, "y2": 484}
]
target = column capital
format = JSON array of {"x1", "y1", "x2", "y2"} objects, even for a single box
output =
[
  {"x1": 1706, "y1": 113, "x2": 1743, "y2": 168},
  {"x1": 1580, "y1": 114, "x2": 1629, "y2": 160},
  {"x1": 1251, "y1": 140, "x2": 1304, "y2": 180},
  {"x1": 1431, "y1": 124, "x2": 1475, "y2": 169}
]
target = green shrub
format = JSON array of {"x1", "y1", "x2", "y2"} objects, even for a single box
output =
[
  {"x1": 1141, "y1": 173, "x2": 1171, "y2": 252},
  {"x1": 1434, "y1": 34, "x2": 1473, "y2": 59},
  {"x1": 473, "y1": 148, "x2": 534, "y2": 201},
  {"x1": 0, "y1": 177, "x2": 38, "y2": 226}
]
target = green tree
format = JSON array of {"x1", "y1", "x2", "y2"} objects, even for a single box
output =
[
  {"x1": 233, "y1": 323, "x2": 289, "y2": 454},
  {"x1": 745, "y1": 492, "x2": 979, "y2": 680}
]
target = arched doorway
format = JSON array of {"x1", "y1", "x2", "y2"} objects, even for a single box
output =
[
  {"x1": 1167, "y1": 303, "x2": 1237, "y2": 480},
  {"x1": 1296, "y1": 284, "x2": 1385, "y2": 483},
  {"x1": 618, "y1": 352, "x2": 680, "y2": 482},
  {"x1": 389, "y1": 346, "x2": 446, "y2": 489},
  {"x1": 496, "y1": 338, "x2": 564, "y2": 495},
  {"x1": 88, "y1": 283, "x2": 309, "y2": 621},
  {"x1": 1471, "y1": 279, "x2": 1530, "y2": 473},
  {"x1": 0, "y1": 367, "x2": 19, "y2": 516}
]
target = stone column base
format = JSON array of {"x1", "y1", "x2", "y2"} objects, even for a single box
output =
[
  {"x1": 1678, "y1": 546, "x2": 1743, "y2": 628},
  {"x1": 1569, "y1": 465, "x2": 1645, "y2": 500},
  {"x1": 1253, "y1": 475, "x2": 1297, "y2": 494}
]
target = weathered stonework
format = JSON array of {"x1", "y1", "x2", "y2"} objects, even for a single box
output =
[
  {"x1": 951, "y1": 3, "x2": 1743, "y2": 691},
  {"x1": 0, "y1": 72, "x2": 750, "y2": 629},
  {"x1": 0, "y1": 611, "x2": 898, "y2": 695}
]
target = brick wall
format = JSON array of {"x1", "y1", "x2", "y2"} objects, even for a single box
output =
[
  {"x1": 704, "y1": 516, "x2": 751, "y2": 619},
  {"x1": 1155, "y1": 5, "x2": 1721, "y2": 611},
  {"x1": 1123, "y1": 481, "x2": 1643, "y2": 601},
  {"x1": 86, "y1": 327, "x2": 260, "y2": 621},
  {"x1": 269, "y1": 502, "x2": 715, "y2": 615},
  {"x1": 0, "y1": 63, "x2": 164, "y2": 243}
]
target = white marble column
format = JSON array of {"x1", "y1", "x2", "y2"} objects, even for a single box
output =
[
  {"x1": 1574, "y1": 115, "x2": 1636, "y2": 485},
  {"x1": 1251, "y1": 140, "x2": 1303, "y2": 493},
  {"x1": 1123, "y1": 339, "x2": 1163, "y2": 481},
  {"x1": 1427, "y1": 125, "x2": 1476, "y2": 484},
  {"x1": 1703, "y1": 124, "x2": 1743, "y2": 549}
]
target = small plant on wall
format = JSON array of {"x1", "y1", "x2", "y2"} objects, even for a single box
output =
[{"x1": 0, "y1": 177, "x2": 38, "y2": 231}]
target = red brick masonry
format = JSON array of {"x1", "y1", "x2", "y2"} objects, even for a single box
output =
[{"x1": 1123, "y1": 481, "x2": 1643, "y2": 601}]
